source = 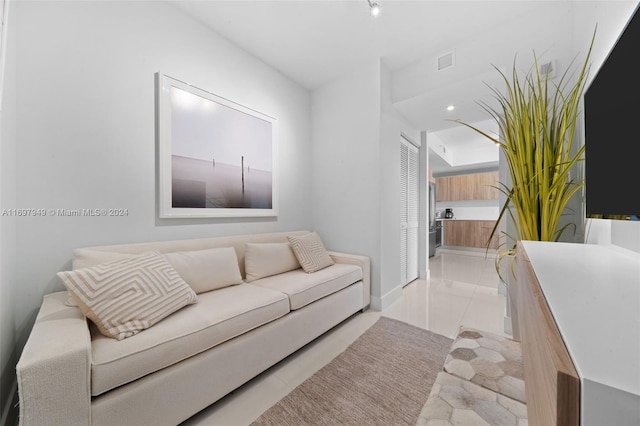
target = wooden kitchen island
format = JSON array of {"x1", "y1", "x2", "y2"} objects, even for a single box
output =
[{"x1": 516, "y1": 241, "x2": 640, "y2": 425}]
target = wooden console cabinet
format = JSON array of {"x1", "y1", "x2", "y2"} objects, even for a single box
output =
[
  {"x1": 516, "y1": 242, "x2": 579, "y2": 425},
  {"x1": 516, "y1": 241, "x2": 640, "y2": 426}
]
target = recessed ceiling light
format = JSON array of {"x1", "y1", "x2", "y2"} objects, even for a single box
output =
[
  {"x1": 368, "y1": 0, "x2": 381, "y2": 17},
  {"x1": 446, "y1": 105, "x2": 455, "y2": 112}
]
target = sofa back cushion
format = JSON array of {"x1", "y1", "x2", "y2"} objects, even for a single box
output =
[
  {"x1": 244, "y1": 243, "x2": 300, "y2": 282},
  {"x1": 163, "y1": 247, "x2": 243, "y2": 293},
  {"x1": 58, "y1": 251, "x2": 198, "y2": 340},
  {"x1": 72, "y1": 230, "x2": 310, "y2": 279},
  {"x1": 72, "y1": 250, "x2": 136, "y2": 270}
]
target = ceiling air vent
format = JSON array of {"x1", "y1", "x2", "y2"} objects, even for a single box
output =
[
  {"x1": 539, "y1": 60, "x2": 556, "y2": 79},
  {"x1": 437, "y1": 50, "x2": 455, "y2": 71}
]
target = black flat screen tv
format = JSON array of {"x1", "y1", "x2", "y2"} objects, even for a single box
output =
[{"x1": 584, "y1": 4, "x2": 640, "y2": 221}]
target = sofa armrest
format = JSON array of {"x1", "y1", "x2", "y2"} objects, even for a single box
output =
[
  {"x1": 327, "y1": 251, "x2": 371, "y2": 309},
  {"x1": 17, "y1": 291, "x2": 92, "y2": 426}
]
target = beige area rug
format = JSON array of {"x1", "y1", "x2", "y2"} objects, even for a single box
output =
[{"x1": 251, "y1": 316, "x2": 453, "y2": 426}]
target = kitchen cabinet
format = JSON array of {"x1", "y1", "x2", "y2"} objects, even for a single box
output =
[
  {"x1": 442, "y1": 220, "x2": 498, "y2": 249},
  {"x1": 436, "y1": 172, "x2": 499, "y2": 201}
]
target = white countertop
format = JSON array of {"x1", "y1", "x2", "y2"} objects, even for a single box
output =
[
  {"x1": 521, "y1": 241, "x2": 640, "y2": 397},
  {"x1": 435, "y1": 204, "x2": 499, "y2": 221},
  {"x1": 436, "y1": 218, "x2": 496, "y2": 221}
]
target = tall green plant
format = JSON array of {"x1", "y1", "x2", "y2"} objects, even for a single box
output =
[{"x1": 457, "y1": 35, "x2": 594, "y2": 262}]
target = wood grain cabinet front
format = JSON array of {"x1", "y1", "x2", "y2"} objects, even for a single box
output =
[
  {"x1": 436, "y1": 172, "x2": 499, "y2": 201},
  {"x1": 514, "y1": 241, "x2": 640, "y2": 426},
  {"x1": 515, "y1": 242, "x2": 580, "y2": 426},
  {"x1": 442, "y1": 220, "x2": 498, "y2": 249}
]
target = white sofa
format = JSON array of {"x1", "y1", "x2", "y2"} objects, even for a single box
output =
[{"x1": 16, "y1": 230, "x2": 370, "y2": 426}]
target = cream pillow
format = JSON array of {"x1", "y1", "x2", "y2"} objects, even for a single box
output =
[
  {"x1": 287, "y1": 232, "x2": 334, "y2": 273},
  {"x1": 244, "y1": 243, "x2": 301, "y2": 282},
  {"x1": 72, "y1": 249, "x2": 137, "y2": 270},
  {"x1": 66, "y1": 250, "x2": 139, "y2": 307},
  {"x1": 58, "y1": 251, "x2": 198, "y2": 340},
  {"x1": 163, "y1": 247, "x2": 243, "y2": 294}
]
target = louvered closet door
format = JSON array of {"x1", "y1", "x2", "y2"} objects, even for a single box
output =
[{"x1": 400, "y1": 138, "x2": 419, "y2": 287}]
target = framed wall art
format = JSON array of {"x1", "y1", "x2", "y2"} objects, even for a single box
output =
[{"x1": 155, "y1": 72, "x2": 278, "y2": 218}]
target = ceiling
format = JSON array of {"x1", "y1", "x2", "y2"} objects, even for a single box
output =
[{"x1": 169, "y1": 0, "x2": 579, "y2": 173}]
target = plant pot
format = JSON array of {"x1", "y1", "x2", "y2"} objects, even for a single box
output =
[{"x1": 498, "y1": 253, "x2": 520, "y2": 341}]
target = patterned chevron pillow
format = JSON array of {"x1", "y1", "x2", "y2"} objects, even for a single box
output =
[
  {"x1": 58, "y1": 251, "x2": 198, "y2": 340},
  {"x1": 287, "y1": 232, "x2": 334, "y2": 273}
]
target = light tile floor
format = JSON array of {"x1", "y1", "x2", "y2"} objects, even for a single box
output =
[{"x1": 181, "y1": 248, "x2": 508, "y2": 426}]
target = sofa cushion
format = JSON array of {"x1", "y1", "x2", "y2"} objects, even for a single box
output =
[
  {"x1": 250, "y1": 263, "x2": 362, "y2": 310},
  {"x1": 72, "y1": 249, "x2": 137, "y2": 270},
  {"x1": 163, "y1": 247, "x2": 243, "y2": 294},
  {"x1": 66, "y1": 250, "x2": 139, "y2": 307},
  {"x1": 90, "y1": 283, "x2": 289, "y2": 396},
  {"x1": 58, "y1": 252, "x2": 199, "y2": 341},
  {"x1": 244, "y1": 242, "x2": 301, "y2": 282},
  {"x1": 287, "y1": 232, "x2": 334, "y2": 273}
]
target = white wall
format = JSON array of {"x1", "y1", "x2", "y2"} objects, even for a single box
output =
[
  {"x1": 611, "y1": 221, "x2": 640, "y2": 253},
  {"x1": 572, "y1": 0, "x2": 640, "y2": 253},
  {"x1": 380, "y1": 61, "x2": 421, "y2": 305},
  {"x1": 7, "y1": 0, "x2": 313, "y2": 364},
  {"x1": 573, "y1": 1, "x2": 639, "y2": 88},
  {"x1": 0, "y1": 0, "x2": 17, "y2": 422},
  {"x1": 583, "y1": 209, "x2": 640, "y2": 255},
  {"x1": 311, "y1": 61, "x2": 382, "y2": 304},
  {"x1": 311, "y1": 59, "x2": 420, "y2": 310}
]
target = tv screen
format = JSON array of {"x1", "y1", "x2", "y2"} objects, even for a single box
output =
[{"x1": 584, "y1": 5, "x2": 640, "y2": 221}]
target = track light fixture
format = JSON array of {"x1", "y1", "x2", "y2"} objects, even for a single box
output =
[{"x1": 367, "y1": 0, "x2": 381, "y2": 17}]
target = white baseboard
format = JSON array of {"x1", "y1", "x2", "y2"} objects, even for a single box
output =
[
  {"x1": 1, "y1": 380, "x2": 17, "y2": 426},
  {"x1": 498, "y1": 280, "x2": 507, "y2": 296},
  {"x1": 370, "y1": 284, "x2": 403, "y2": 311},
  {"x1": 503, "y1": 316, "x2": 513, "y2": 336},
  {"x1": 419, "y1": 269, "x2": 430, "y2": 281},
  {"x1": 437, "y1": 247, "x2": 497, "y2": 258}
]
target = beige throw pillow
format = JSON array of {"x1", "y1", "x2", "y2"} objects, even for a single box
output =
[
  {"x1": 244, "y1": 243, "x2": 301, "y2": 282},
  {"x1": 163, "y1": 247, "x2": 243, "y2": 294},
  {"x1": 58, "y1": 251, "x2": 198, "y2": 340},
  {"x1": 287, "y1": 232, "x2": 334, "y2": 273}
]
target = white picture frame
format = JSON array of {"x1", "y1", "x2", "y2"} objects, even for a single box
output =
[{"x1": 156, "y1": 72, "x2": 278, "y2": 218}]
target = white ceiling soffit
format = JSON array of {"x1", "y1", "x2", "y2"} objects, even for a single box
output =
[
  {"x1": 393, "y1": 69, "x2": 504, "y2": 132},
  {"x1": 168, "y1": 0, "x2": 558, "y2": 92},
  {"x1": 428, "y1": 148, "x2": 498, "y2": 176},
  {"x1": 428, "y1": 118, "x2": 499, "y2": 176},
  {"x1": 168, "y1": 1, "x2": 582, "y2": 173}
]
